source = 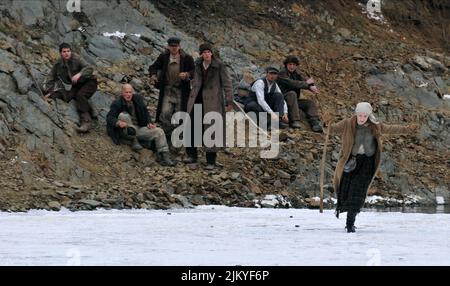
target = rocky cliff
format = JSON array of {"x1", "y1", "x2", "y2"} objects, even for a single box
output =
[{"x1": 0, "y1": 0, "x2": 448, "y2": 211}]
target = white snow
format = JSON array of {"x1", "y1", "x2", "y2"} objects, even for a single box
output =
[
  {"x1": 359, "y1": 0, "x2": 387, "y2": 23},
  {"x1": 0, "y1": 206, "x2": 449, "y2": 266},
  {"x1": 324, "y1": 197, "x2": 337, "y2": 204},
  {"x1": 443, "y1": 94, "x2": 450, "y2": 100},
  {"x1": 366, "y1": 195, "x2": 384, "y2": 204},
  {"x1": 257, "y1": 195, "x2": 292, "y2": 208},
  {"x1": 404, "y1": 195, "x2": 423, "y2": 205},
  {"x1": 365, "y1": 195, "x2": 424, "y2": 206},
  {"x1": 102, "y1": 31, "x2": 141, "y2": 39},
  {"x1": 260, "y1": 195, "x2": 279, "y2": 208},
  {"x1": 436, "y1": 196, "x2": 445, "y2": 205}
]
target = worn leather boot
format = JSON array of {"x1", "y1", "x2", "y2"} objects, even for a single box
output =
[
  {"x1": 131, "y1": 138, "x2": 143, "y2": 151},
  {"x1": 76, "y1": 113, "x2": 92, "y2": 133},
  {"x1": 290, "y1": 121, "x2": 301, "y2": 129},
  {"x1": 158, "y1": 151, "x2": 175, "y2": 167},
  {"x1": 183, "y1": 148, "x2": 198, "y2": 164},
  {"x1": 183, "y1": 156, "x2": 197, "y2": 164},
  {"x1": 279, "y1": 121, "x2": 289, "y2": 129},
  {"x1": 346, "y1": 211, "x2": 357, "y2": 233},
  {"x1": 310, "y1": 118, "x2": 323, "y2": 133},
  {"x1": 205, "y1": 152, "x2": 222, "y2": 170}
]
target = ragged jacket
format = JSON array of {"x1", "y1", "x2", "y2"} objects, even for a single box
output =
[
  {"x1": 106, "y1": 93, "x2": 151, "y2": 145},
  {"x1": 148, "y1": 49, "x2": 195, "y2": 122},
  {"x1": 186, "y1": 57, "x2": 233, "y2": 151},
  {"x1": 187, "y1": 57, "x2": 233, "y2": 116},
  {"x1": 277, "y1": 68, "x2": 311, "y2": 97},
  {"x1": 329, "y1": 116, "x2": 413, "y2": 194},
  {"x1": 44, "y1": 55, "x2": 94, "y2": 92}
]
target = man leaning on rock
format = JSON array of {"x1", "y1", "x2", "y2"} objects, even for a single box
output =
[
  {"x1": 43, "y1": 43, "x2": 98, "y2": 133},
  {"x1": 106, "y1": 84, "x2": 175, "y2": 167}
]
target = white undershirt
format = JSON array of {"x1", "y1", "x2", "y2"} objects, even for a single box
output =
[
  {"x1": 357, "y1": 144, "x2": 365, "y2": 154},
  {"x1": 251, "y1": 79, "x2": 288, "y2": 114}
]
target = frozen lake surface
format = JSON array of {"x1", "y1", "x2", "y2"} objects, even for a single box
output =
[{"x1": 0, "y1": 206, "x2": 449, "y2": 265}]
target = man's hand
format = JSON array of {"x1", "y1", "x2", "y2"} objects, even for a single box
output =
[
  {"x1": 117, "y1": 120, "x2": 127, "y2": 128},
  {"x1": 309, "y1": 85, "x2": 320, "y2": 94},
  {"x1": 281, "y1": 114, "x2": 289, "y2": 123},
  {"x1": 225, "y1": 104, "x2": 233, "y2": 112},
  {"x1": 306, "y1": 78, "x2": 315, "y2": 85},
  {"x1": 410, "y1": 123, "x2": 420, "y2": 132},
  {"x1": 71, "y1": 73, "x2": 81, "y2": 85},
  {"x1": 179, "y1": 72, "x2": 188, "y2": 80},
  {"x1": 43, "y1": 93, "x2": 52, "y2": 102},
  {"x1": 271, "y1": 112, "x2": 279, "y2": 121},
  {"x1": 147, "y1": 123, "x2": 156, "y2": 129},
  {"x1": 149, "y1": 75, "x2": 158, "y2": 85},
  {"x1": 322, "y1": 113, "x2": 333, "y2": 126}
]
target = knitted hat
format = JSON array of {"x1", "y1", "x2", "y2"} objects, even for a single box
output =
[
  {"x1": 355, "y1": 102, "x2": 379, "y2": 124},
  {"x1": 283, "y1": 55, "x2": 300, "y2": 66},
  {"x1": 199, "y1": 43, "x2": 213, "y2": 54}
]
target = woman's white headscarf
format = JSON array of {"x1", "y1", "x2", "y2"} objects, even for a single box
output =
[{"x1": 355, "y1": 102, "x2": 379, "y2": 124}]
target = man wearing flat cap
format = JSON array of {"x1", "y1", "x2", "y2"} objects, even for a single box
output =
[
  {"x1": 277, "y1": 55, "x2": 323, "y2": 132},
  {"x1": 148, "y1": 37, "x2": 195, "y2": 140},
  {"x1": 244, "y1": 65, "x2": 289, "y2": 129}
]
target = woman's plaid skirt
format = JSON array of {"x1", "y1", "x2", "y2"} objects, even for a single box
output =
[{"x1": 336, "y1": 154, "x2": 376, "y2": 215}]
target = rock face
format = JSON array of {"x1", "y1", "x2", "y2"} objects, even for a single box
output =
[
  {"x1": 0, "y1": 0, "x2": 448, "y2": 212},
  {"x1": 364, "y1": 58, "x2": 449, "y2": 109}
]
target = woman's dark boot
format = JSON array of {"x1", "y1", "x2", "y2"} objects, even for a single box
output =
[{"x1": 346, "y1": 211, "x2": 357, "y2": 233}]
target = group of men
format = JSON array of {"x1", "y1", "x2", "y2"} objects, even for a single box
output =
[
  {"x1": 43, "y1": 37, "x2": 323, "y2": 168},
  {"x1": 242, "y1": 56, "x2": 323, "y2": 132}
]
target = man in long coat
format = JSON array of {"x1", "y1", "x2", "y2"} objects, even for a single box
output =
[
  {"x1": 148, "y1": 37, "x2": 194, "y2": 139},
  {"x1": 185, "y1": 43, "x2": 233, "y2": 170}
]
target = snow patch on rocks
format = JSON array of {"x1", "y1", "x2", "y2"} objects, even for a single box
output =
[
  {"x1": 102, "y1": 31, "x2": 141, "y2": 39},
  {"x1": 255, "y1": 195, "x2": 292, "y2": 208}
]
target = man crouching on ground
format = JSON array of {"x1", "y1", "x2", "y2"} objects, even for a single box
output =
[{"x1": 106, "y1": 84, "x2": 175, "y2": 166}]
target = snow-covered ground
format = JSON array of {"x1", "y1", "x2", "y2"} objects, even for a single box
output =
[{"x1": 0, "y1": 206, "x2": 448, "y2": 266}]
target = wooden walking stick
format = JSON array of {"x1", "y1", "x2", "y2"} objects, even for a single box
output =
[
  {"x1": 232, "y1": 100, "x2": 270, "y2": 139},
  {"x1": 301, "y1": 82, "x2": 330, "y2": 214},
  {"x1": 319, "y1": 123, "x2": 331, "y2": 213},
  {"x1": 302, "y1": 57, "x2": 331, "y2": 213},
  {"x1": 15, "y1": 42, "x2": 65, "y2": 129}
]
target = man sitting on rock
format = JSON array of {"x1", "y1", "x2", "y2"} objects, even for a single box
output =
[
  {"x1": 244, "y1": 66, "x2": 289, "y2": 129},
  {"x1": 44, "y1": 42, "x2": 97, "y2": 133},
  {"x1": 277, "y1": 55, "x2": 323, "y2": 132},
  {"x1": 106, "y1": 84, "x2": 175, "y2": 166}
]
